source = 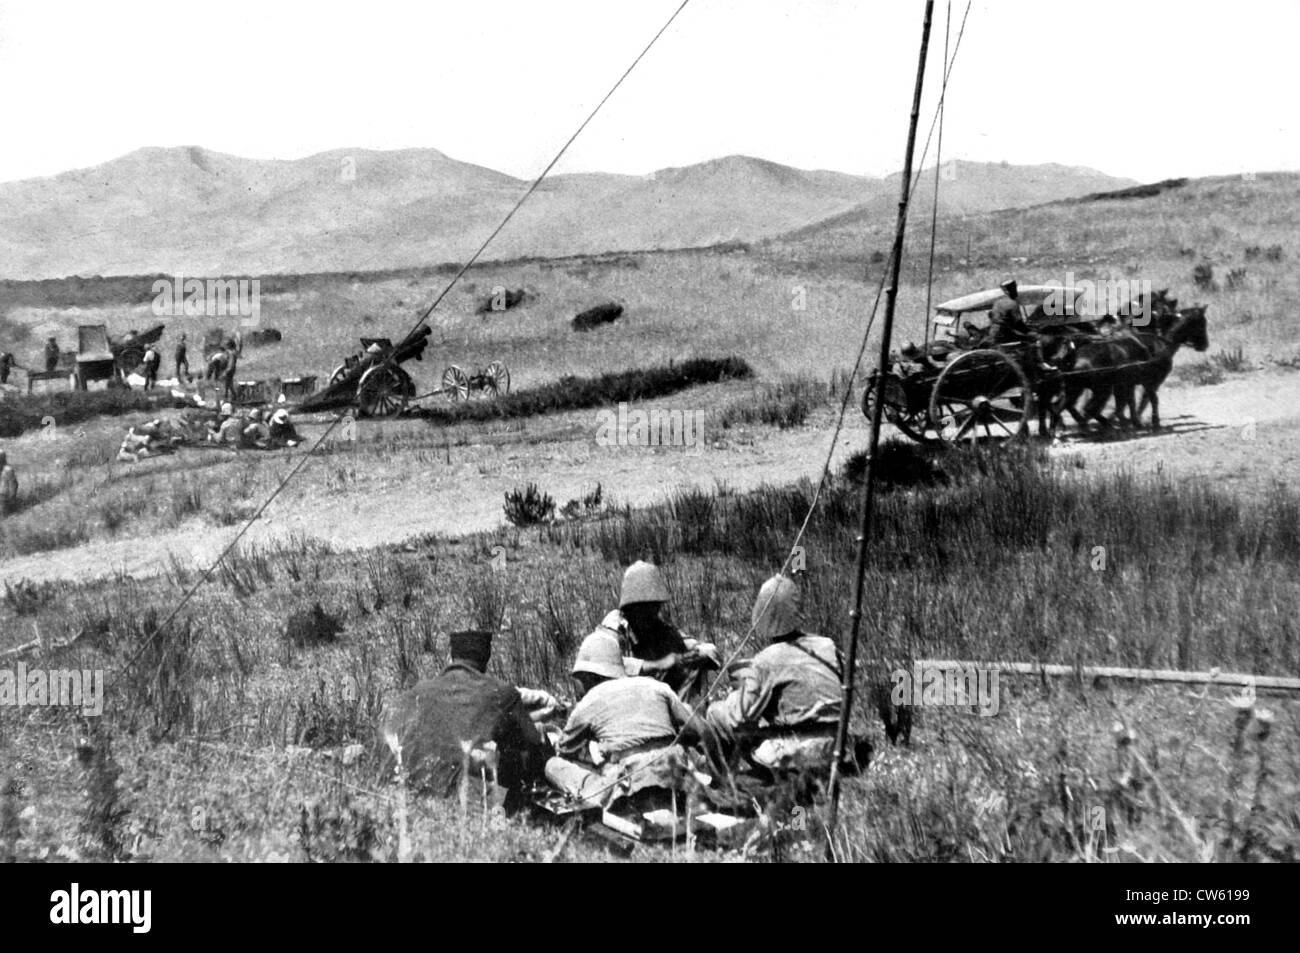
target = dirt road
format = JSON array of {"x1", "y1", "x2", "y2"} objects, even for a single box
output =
[{"x1": 3, "y1": 369, "x2": 1296, "y2": 588}]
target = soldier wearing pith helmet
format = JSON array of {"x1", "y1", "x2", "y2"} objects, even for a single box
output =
[{"x1": 610, "y1": 560, "x2": 720, "y2": 699}]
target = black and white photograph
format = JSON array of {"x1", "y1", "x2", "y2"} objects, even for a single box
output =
[{"x1": 0, "y1": 0, "x2": 1294, "y2": 898}]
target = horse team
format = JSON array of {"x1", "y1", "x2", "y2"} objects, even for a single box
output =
[{"x1": 1037, "y1": 291, "x2": 1211, "y2": 436}]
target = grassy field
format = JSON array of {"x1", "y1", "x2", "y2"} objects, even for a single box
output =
[
  {"x1": 1, "y1": 445, "x2": 1297, "y2": 862},
  {"x1": 2, "y1": 172, "x2": 1298, "y2": 862}
]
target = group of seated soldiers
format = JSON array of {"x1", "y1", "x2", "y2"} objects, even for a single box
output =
[
  {"x1": 379, "y1": 562, "x2": 869, "y2": 817},
  {"x1": 116, "y1": 403, "x2": 302, "y2": 462}
]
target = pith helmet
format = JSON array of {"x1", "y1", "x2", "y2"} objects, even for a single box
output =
[
  {"x1": 752, "y1": 574, "x2": 804, "y2": 643},
  {"x1": 573, "y1": 629, "x2": 626, "y2": 680},
  {"x1": 597, "y1": 609, "x2": 628, "y2": 639},
  {"x1": 619, "y1": 560, "x2": 670, "y2": 608}
]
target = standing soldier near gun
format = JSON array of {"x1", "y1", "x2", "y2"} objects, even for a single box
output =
[
  {"x1": 43, "y1": 336, "x2": 60, "y2": 374},
  {"x1": 175, "y1": 333, "x2": 190, "y2": 381},
  {"x1": 221, "y1": 341, "x2": 238, "y2": 402}
]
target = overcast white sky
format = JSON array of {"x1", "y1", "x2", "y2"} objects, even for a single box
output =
[{"x1": 0, "y1": 0, "x2": 1295, "y2": 185}]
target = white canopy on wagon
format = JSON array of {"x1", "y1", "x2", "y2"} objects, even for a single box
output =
[
  {"x1": 934, "y1": 285, "x2": 1086, "y2": 316},
  {"x1": 931, "y1": 285, "x2": 1095, "y2": 341}
]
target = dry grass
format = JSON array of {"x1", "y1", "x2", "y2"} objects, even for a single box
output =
[
  {"x1": 3, "y1": 173, "x2": 1299, "y2": 862},
  {"x1": 1, "y1": 447, "x2": 1297, "y2": 862}
]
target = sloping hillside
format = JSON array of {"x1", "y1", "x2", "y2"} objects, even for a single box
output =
[{"x1": 0, "y1": 148, "x2": 1136, "y2": 279}]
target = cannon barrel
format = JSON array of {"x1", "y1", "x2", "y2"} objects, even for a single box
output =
[
  {"x1": 390, "y1": 324, "x2": 432, "y2": 364},
  {"x1": 295, "y1": 323, "x2": 432, "y2": 414}
]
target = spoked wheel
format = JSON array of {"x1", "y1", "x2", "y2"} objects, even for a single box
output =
[
  {"x1": 928, "y1": 349, "x2": 1032, "y2": 445},
  {"x1": 441, "y1": 365, "x2": 469, "y2": 402},
  {"x1": 356, "y1": 365, "x2": 409, "y2": 417},
  {"x1": 484, "y1": 361, "x2": 510, "y2": 396},
  {"x1": 329, "y1": 363, "x2": 350, "y2": 386},
  {"x1": 116, "y1": 345, "x2": 144, "y2": 377},
  {"x1": 863, "y1": 370, "x2": 938, "y2": 443}
]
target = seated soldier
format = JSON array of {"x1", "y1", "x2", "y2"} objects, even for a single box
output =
[
  {"x1": 268, "y1": 407, "x2": 302, "y2": 447},
  {"x1": 207, "y1": 403, "x2": 243, "y2": 445},
  {"x1": 610, "y1": 561, "x2": 720, "y2": 701},
  {"x1": 117, "y1": 427, "x2": 156, "y2": 463},
  {"x1": 987, "y1": 279, "x2": 1034, "y2": 345},
  {"x1": 379, "y1": 629, "x2": 552, "y2": 811},
  {"x1": 547, "y1": 627, "x2": 720, "y2": 811},
  {"x1": 242, "y1": 408, "x2": 271, "y2": 449},
  {"x1": 707, "y1": 575, "x2": 868, "y2": 781}
]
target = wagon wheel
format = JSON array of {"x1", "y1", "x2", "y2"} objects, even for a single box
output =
[
  {"x1": 441, "y1": 365, "x2": 469, "y2": 402},
  {"x1": 329, "y1": 363, "x2": 350, "y2": 386},
  {"x1": 863, "y1": 370, "x2": 937, "y2": 443},
  {"x1": 928, "y1": 349, "x2": 1032, "y2": 445},
  {"x1": 117, "y1": 344, "x2": 144, "y2": 375},
  {"x1": 356, "y1": 365, "x2": 409, "y2": 418},
  {"x1": 484, "y1": 361, "x2": 510, "y2": 396}
]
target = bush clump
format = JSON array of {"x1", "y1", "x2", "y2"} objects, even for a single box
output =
[
  {"x1": 504, "y1": 483, "x2": 555, "y2": 526},
  {"x1": 420, "y1": 356, "x2": 752, "y2": 426},
  {"x1": 285, "y1": 602, "x2": 345, "y2": 648}
]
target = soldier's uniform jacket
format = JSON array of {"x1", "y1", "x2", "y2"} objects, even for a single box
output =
[
  {"x1": 707, "y1": 634, "x2": 842, "y2": 736},
  {"x1": 987, "y1": 295, "x2": 1033, "y2": 344},
  {"x1": 379, "y1": 663, "x2": 549, "y2": 797},
  {"x1": 555, "y1": 675, "x2": 702, "y2": 800},
  {"x1": 558, "y1": 675, "x2": 692, "y2": 762}
]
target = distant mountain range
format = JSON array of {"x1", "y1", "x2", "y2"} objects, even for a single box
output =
[{"x1": 0, "y1": 147, "x2": 1136, "y2": 279}]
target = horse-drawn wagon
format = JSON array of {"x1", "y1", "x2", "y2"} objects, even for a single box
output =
[{"x1": 863, "y1": 285, "x2": 1209, "y2": 443}]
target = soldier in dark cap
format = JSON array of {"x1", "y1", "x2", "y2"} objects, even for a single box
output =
[
  {"x1": 987, "y1": 279, "x2": 1034, "y2": 345},
  {"x1": 378, "y1": 629, "x2": 554, "y2": 809}
]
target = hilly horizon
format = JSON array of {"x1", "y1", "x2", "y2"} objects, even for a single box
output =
[{"x1": 0, "y1": 146, "x2": 1137, "y2": 280}]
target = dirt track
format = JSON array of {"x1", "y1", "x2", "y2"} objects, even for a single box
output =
[{"x1": 3, "y1": 370, "x2": 1297, "y2": 588}]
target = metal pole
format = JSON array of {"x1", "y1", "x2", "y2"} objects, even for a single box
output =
[{"x1": 827, "y1": 0, "x2": 934, "y2": 837}]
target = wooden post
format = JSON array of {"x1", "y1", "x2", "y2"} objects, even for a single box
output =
[{"x1": 915, "y1": 659, "x2": 1300, "y2": 693}]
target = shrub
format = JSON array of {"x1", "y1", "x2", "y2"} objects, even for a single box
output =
[
  {"x1": 504, "y1": 483, "x2": 555, "y2": 526},
  {"x1": 0, "y1": 388, "x2": 161, "y2": 438},
  {"x1": 419, "y1": 357, "x2": 752, "y2": 426},
  {"x1": 1175, "y1": 362, "x2": 1225, "y2": 386},
  {"x1": 1212, "y1": 346, "x2": 1249, "y2": 373},
  {"x1": 1192, "y1": 262, "x2": 1217, "y2": 292},
  {"x1": 721, "y1": 376, "x2": 826, "y2": 430},
  {"x1": 571, "y1": 302, "x2": 623, "y2": 332},
  {"x1": 285, "y1": 602, "x2": 345, "y2": 648}
]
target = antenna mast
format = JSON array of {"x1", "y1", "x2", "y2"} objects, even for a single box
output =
[{"x1": 827, "y1": 0, "x2": 935, "y2": 839}]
